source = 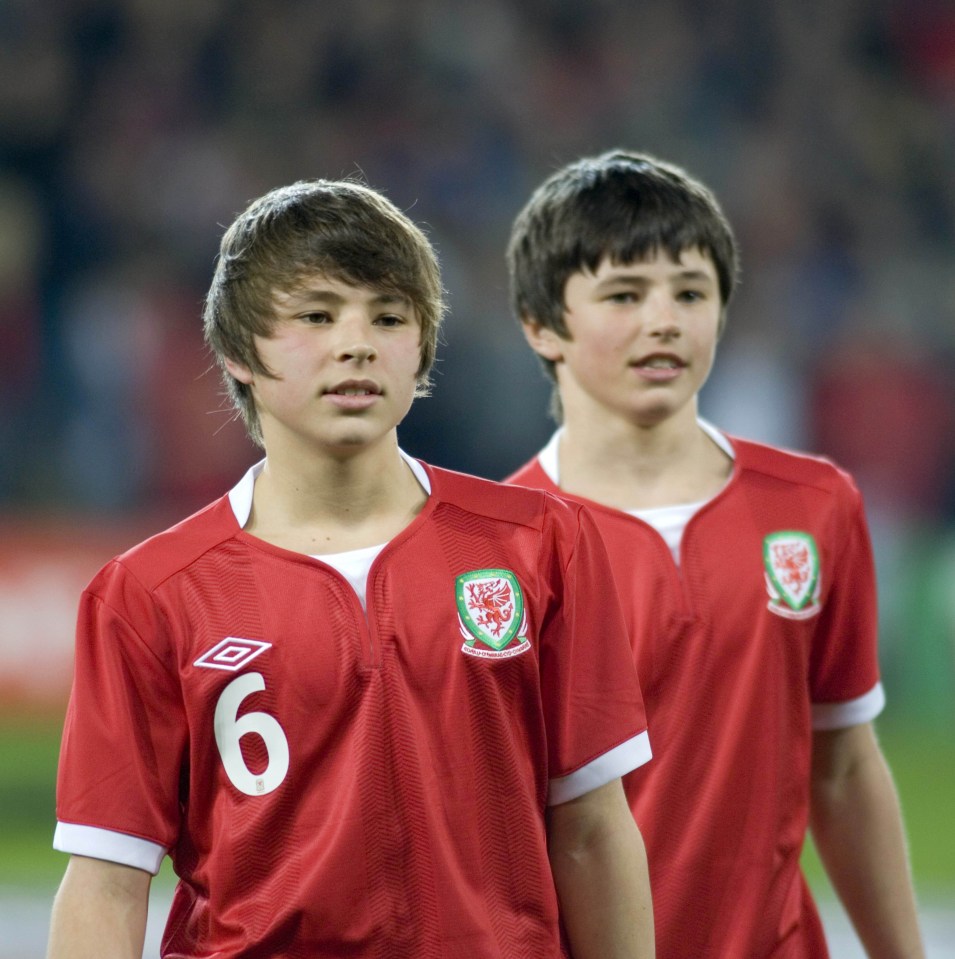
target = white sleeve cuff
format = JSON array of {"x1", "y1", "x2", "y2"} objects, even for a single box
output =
[
  {"x1": 547, "y1": 730, "x2": 652, "y2": 806},
  {"x1": 811, "y1": 682, "x2": 886, "y2": 731},
  {"x1": 53, "y1": 822, "x2": 167, "y2": 875}
]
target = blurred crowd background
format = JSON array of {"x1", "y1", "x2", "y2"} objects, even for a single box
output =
[{"x1": 2, "y1": 0, "x2": 954, "y2": 721}]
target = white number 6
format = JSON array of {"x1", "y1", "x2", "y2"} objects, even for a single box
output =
[{"x1": 214, "y1": 672, "x2": 289, "y2": 796}]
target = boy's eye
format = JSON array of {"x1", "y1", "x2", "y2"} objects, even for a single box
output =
[
  {"x1": 375, "y1": 314, "x2": 405, "y2": 327},
  {"x1": 607, "y1": 291, "x2": 639, "y2": 304},
  {"x1": 677, "y1": 289, "x2": 705, "y2": 303},
  {"x1": 302, "y1": 311, "x2": 331, "y2": 324}
]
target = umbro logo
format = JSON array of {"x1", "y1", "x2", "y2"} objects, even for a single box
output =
[{"x1": 194, "y1": 637, "x2": 272, "y2": 671}]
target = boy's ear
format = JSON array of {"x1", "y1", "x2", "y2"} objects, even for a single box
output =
[
  {"x1": 521, "y1": 316, "x2": 565, "y2": 363},
  {"x1": 223, "y1": 356, "x2": 255, "y2": 385}
]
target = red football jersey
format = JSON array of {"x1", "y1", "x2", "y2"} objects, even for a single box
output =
[
  {"x1": 55, "y1": 461, "x2": 649, "y2": 959},
  {"x1": 507, "y1": 432, "x2": 884, "y2": 959}
]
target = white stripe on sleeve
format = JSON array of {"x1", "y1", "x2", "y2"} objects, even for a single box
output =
[
  {"x1": 811, "y1": 682, "x2": 886, "y2": 731},
  {"x1": 53, "y1": 822, "x2": 166, "y2": 875},
  {"x1": 547, "y1": 730, "x2": 652, "y2": 806}
]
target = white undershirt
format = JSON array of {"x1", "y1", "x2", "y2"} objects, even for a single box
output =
[
  {"x1": 628, "y1": 500, "x2": 707, "y2": 564},
  {"x1": 312, "y1": 543, "x2": 385, "y2": 610},
  {"x1": 537, "y1": 420, "x2": 735, "y2": 563},
  {"x1": 230, "y1": 450, "x2": 432, "y2": 610}
]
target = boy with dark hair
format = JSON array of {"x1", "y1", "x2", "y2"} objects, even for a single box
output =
[
  {"x1": 47, "y1": 178, "x2": 655, "y2": 958},
  {"x1": 506, "y1": 150, "x2": 925, "y2": 959}
]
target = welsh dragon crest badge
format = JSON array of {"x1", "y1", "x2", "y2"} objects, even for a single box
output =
[
  {"x1": 763, "y1": 531, "x2": 822, "y2": 620},
  {"x1": 456, "y1": 568, "x2": 530, "y2": 659}
]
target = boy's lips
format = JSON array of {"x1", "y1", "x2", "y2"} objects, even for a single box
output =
[
  {"x1": 323, "y1": 379, "x2": 381, "y2": 395},
  {"x1": 631, "y1": 353, "x2": 686, "y2": 381},
  {"x1": 322, "y1": 379, "x2": 382, "y2": 409}
]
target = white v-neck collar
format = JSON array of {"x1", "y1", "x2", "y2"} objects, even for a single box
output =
[
  {"x1": 537, "y1": 419, "x2": 735, "y2": 486},
  {"x1": 227, "y1": 450, "x2": 431, "y2": 528}
]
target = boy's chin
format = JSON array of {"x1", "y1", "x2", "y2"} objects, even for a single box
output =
[
  {"x1": 322, "y1": 428, "x2": 393, "y2": 452},
  {"x1": 628, "y1": 399, "x2": 693, "y2": 429}
]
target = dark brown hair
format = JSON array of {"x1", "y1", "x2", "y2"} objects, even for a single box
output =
[{"x1": 507, "y1": 150, "x2": 739, "y2": 394}]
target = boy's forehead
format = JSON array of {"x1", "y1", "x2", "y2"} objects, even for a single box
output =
[{"x1": 272, "y1": 271, "x2": 411, "y2": 307}]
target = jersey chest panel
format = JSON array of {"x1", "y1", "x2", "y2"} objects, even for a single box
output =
[
  {"x1": 164, "y1": 537, "x2": 547, "y2": 779},
  {"x1": 143, "y1": 528, "x2": 562, "y2": 954}
]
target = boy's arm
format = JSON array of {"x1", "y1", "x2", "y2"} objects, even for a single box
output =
[
  {"x1": 47, "y1": 855, "x2": 151, "y2": 959},
  {"x1": 809, "y1": 722, "x2": 925, "y2": 959},
  {"x1": 547, "y1": 777, "x2": 654, "y2": 959}
]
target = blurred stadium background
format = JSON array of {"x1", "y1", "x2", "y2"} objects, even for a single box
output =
[{"x1": 1, "y1": 0, "x2": 953, "y2": 955}]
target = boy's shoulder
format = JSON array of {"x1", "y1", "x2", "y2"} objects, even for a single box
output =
[
  {"x1": 103, "y1": 494, "x2": 240, "y2": 593},
  {"x1": 729, "y1": 434, "x2": 858, "y2": 497},
  {"x1": 426, "y1": 461, "x2": 580, "y2": 531},
  {"x1": 504, "y1": 456, "x2": 554, "y2": 493}
]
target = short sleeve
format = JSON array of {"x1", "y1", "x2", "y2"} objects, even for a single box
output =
[
  {"x1": 537, "y1": 501, "x2": 651, "y2": 804},
  {"x1": 808, "y1": 477, "x2": 884, "y2": 728},
  {"x1": 55, "y1": 561, "x2": 187, "y2": 863}
]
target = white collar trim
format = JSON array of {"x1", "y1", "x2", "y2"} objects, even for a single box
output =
[
  {"x1": 537, "y1": 419, "x2": 734, "y2": 486},
  {"x1": 227, "y1": 450, "x2": 431, "y2": 529}
]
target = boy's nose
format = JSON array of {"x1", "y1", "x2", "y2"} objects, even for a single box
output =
[
  {"x1": 336, "y1": 341, "x2": 377, "y2": 362},
  {"x1": 647, "y1": 296, "x2": 681, "y2": 338},
  {"x1": 334, "y1": 313, "x2": 378, "y2": 362}
]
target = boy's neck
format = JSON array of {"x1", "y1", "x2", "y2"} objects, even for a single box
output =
[
  {"x1": 244, "y1": 436, "x2": 428, "y2": 554},
  {"x1": 557, "y1": 406, "x2": 733, "y2": 512}
]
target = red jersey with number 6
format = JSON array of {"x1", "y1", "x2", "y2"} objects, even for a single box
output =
[{"x1": 55, "y1": 461, "x2": 650, "y2": 959}]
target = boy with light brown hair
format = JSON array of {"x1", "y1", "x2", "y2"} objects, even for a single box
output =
[{"x1": 48, "y1": 177, "x2": 656, "y2": 959}]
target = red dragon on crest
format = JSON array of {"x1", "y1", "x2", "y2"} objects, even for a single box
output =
[
  {"x1": 771, "y1": 542, "x2": 811, "y2": 590},
  {"x1": 466, "y1": 578, "x2": 514, "y2": 637}
]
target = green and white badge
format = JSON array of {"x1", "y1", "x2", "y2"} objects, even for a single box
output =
[
  {"x1": 456, "y1": 568, "x2": 530, "y2": 659},
  {"x1": 763, "y1": 531, "x2": 822, "y2": 620}
]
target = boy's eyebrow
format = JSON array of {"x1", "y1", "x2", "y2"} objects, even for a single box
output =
[{"x1": 371, "y1": 291, "x2": 413, "y2": 307}]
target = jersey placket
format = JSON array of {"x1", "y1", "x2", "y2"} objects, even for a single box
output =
[{"x1": 362, "y1": 552, "x2": 390, "y2": 670}]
